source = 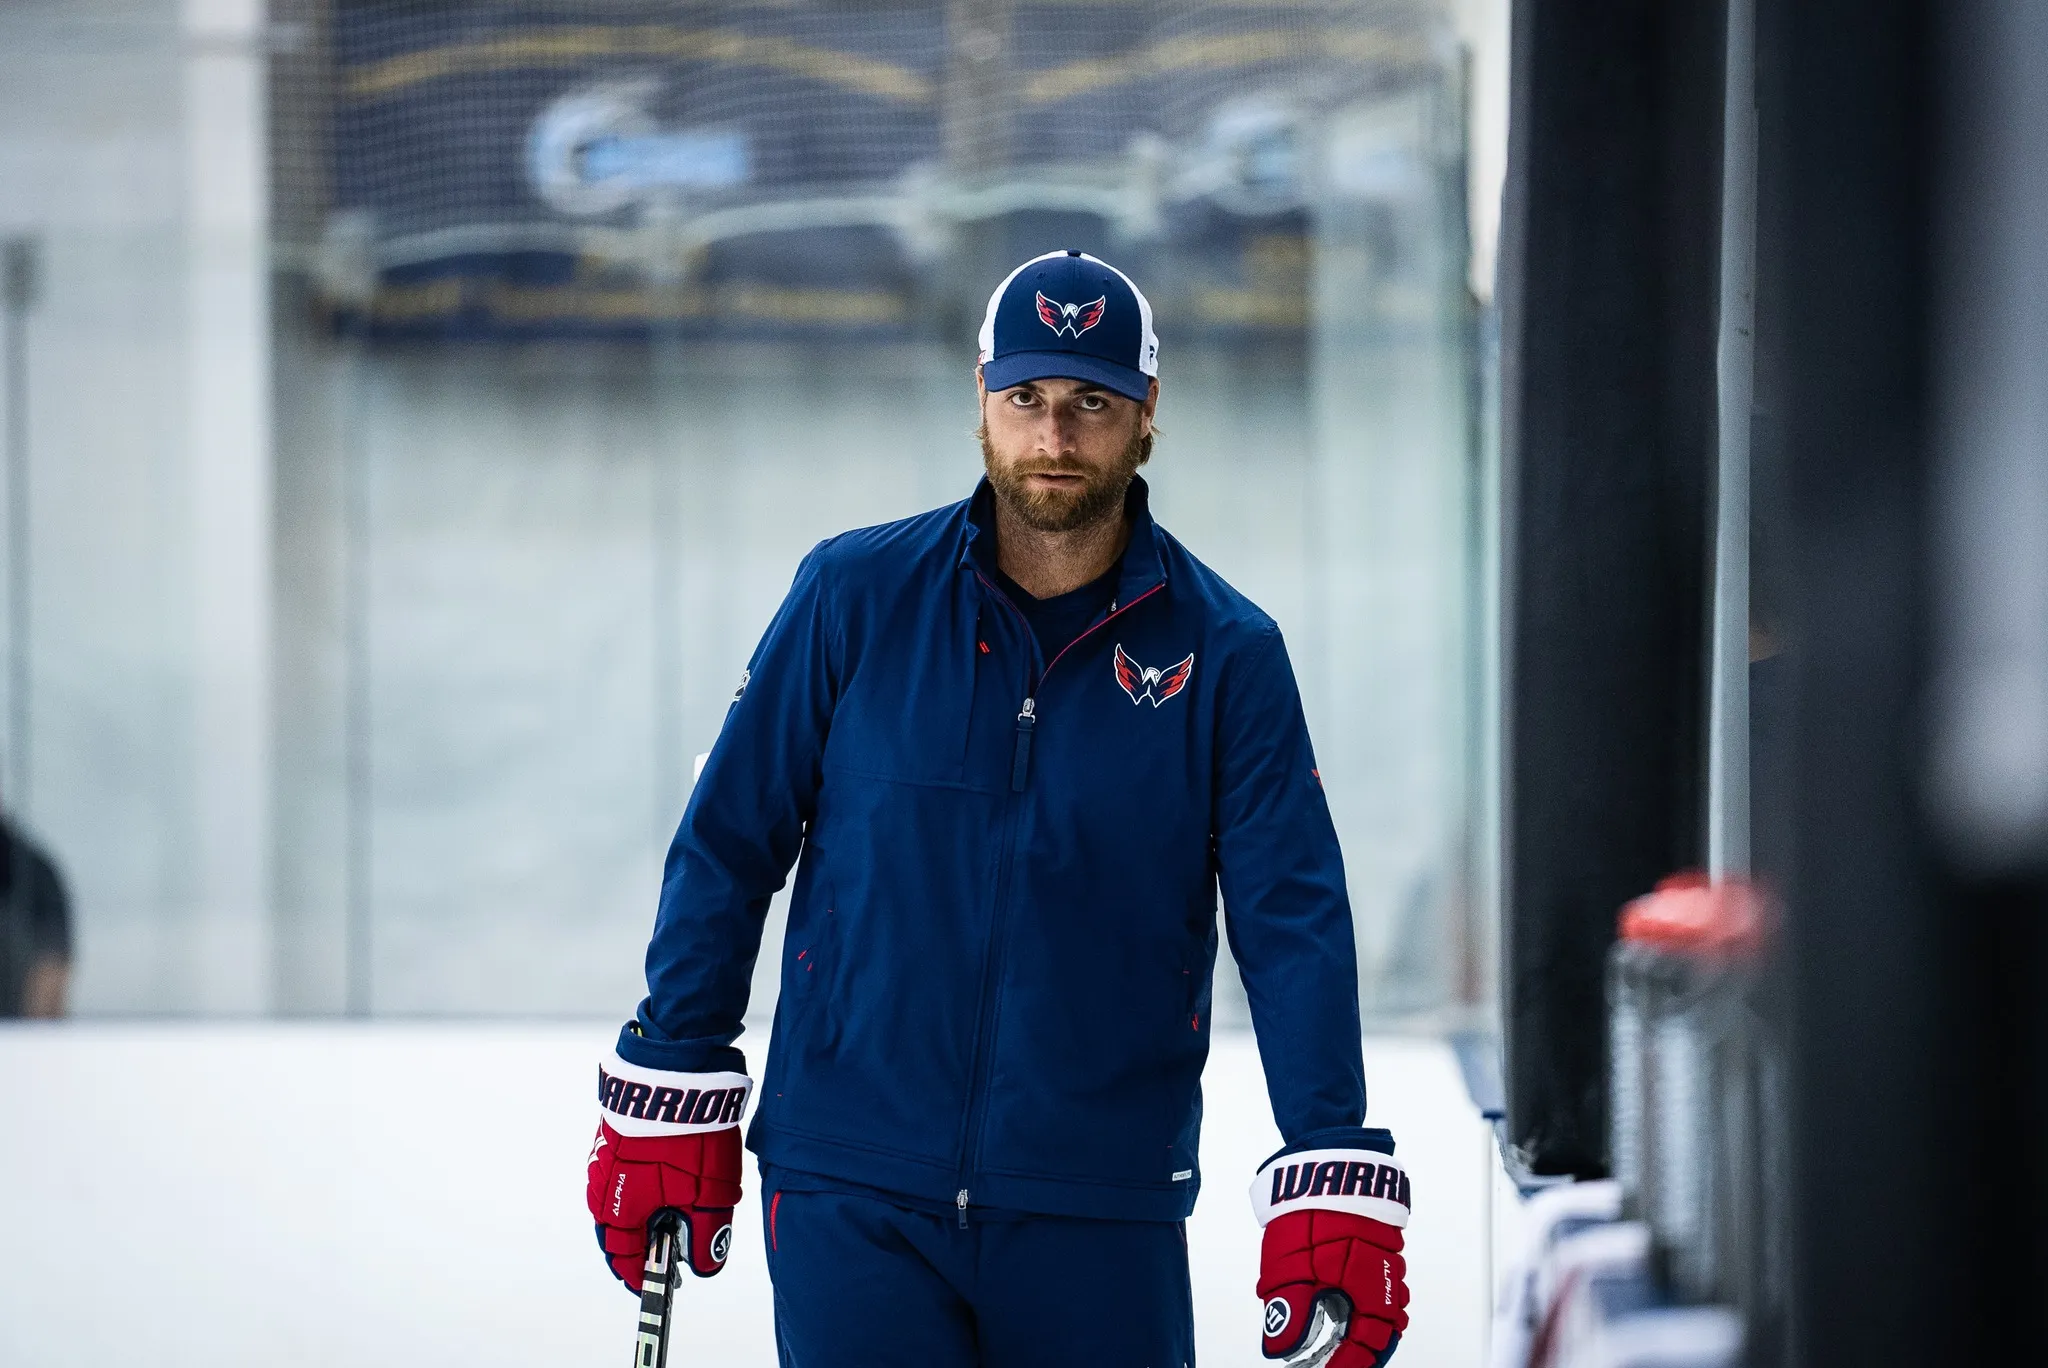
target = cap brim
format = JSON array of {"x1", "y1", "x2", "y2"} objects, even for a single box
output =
[{"x1": 981, "y1": 351, "x2": 1152, "y2": 403}]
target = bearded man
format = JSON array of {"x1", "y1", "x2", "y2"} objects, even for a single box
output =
[{"x1": 587, "y1": 250, "x2": 1414, "y2": 1368}]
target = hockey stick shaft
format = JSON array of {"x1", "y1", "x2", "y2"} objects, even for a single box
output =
[{"x1": 632, "y1": 1212, "x2": 681, "y2": 1368}]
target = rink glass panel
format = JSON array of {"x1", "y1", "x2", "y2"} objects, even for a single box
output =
[{"x1": 0, "y1": 0, "x2": 1488, "y2": 1025}]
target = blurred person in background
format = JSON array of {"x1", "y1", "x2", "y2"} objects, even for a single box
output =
[
  {"x1": 0, "y1": 812, "x2": 71, "y2": 1017},
  {"x1": 584, "y1": 251, "x2": 1413, "y2": 1368}
]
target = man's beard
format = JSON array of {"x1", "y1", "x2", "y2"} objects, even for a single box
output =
[{"x1": 979, "y1": 426, "x2": 1149, "y2": 533}]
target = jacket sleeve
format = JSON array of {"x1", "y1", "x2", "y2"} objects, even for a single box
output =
[
  {"x1": 1214, "y1": 625, "x2": 1372, "y2": 1144},
  {"x1": 622, "y1": 543, "x2": 842, "y2": 1074}
]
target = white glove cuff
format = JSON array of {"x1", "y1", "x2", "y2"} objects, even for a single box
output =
[
  {"x1": 1251, "y1": 1147, "x2": 1411, "y2": 1229},
  {"x1": 598, "y1": 1053, "x2": 754, "y2": 1138}
]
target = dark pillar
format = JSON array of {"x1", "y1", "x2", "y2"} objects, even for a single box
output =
[
  {"x1": 1496, "y1": 0, "x2": 1726, "y2": 1176},
  {"x1": 1755, "y1": 0, "x2": 2048, "y2": 1361}
]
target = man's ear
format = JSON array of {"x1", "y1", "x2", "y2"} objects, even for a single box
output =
[{"x1": 1139, "y1": 377, "x2": 1160, "y2": 436}]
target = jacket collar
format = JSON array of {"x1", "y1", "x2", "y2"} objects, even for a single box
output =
[{"x1": 961, "y1": 474, "x2": 1168, "y2": 606}]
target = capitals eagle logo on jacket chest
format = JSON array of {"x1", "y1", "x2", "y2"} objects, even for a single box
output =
[{"x1": 1114, "y1": 644, "x2": 1195, "y2": 707}]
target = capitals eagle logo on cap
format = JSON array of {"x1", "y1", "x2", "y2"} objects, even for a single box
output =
[
  {"x1": 1037, "y1": 291, "x2": 1107, "y2": 338},
  {"x1": 1114, "y1": 644, "x2": 1195, "y2": 707}
]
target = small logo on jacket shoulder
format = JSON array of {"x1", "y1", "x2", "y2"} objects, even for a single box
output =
[{"x1": 1114, "y1": 644, "x2": 1194, "y2": 707}]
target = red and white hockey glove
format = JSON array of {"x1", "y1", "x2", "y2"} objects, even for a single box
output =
[
  {"x1": 1252, "y1": 1133, "x2": 1412, "y2": 1368},
  {"x1": 586, "y1": 1051, "x2": 752, "y2": 1291}
]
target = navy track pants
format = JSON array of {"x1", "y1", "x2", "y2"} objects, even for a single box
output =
[{"x1": 760, "y1": 1179, "x2": 1196, "y2": 1368}]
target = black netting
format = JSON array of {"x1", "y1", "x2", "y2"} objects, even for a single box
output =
[{"x1": 273, "y1": 0, "x2": 1444, "y2": 340}]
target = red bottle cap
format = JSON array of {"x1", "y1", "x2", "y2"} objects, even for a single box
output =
[{"x1": 1617, "y1": 873, "x2": 1766, "y2": 960}]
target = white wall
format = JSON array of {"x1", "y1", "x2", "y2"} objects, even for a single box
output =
[
  {"x1": 184, "y1": 0, "x2": 276, "y2": 1010},
  {"x1": 0, "y1": 0, "x2": 273, "y2": 1013}
]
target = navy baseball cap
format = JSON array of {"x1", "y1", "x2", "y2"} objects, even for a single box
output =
[{"x1": 977, "y1": 249, "x2": 1159, "y2": 402}]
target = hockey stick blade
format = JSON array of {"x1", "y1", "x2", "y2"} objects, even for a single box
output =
[{"x1": 632, "y1": 1211, "x2": 682, "y2": 1368}]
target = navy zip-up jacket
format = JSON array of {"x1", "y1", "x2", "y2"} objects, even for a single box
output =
[{"x1": 617, "y1": 476, "x2": 1373, "y2": 1222}]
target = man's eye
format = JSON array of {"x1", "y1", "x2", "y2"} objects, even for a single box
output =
[{"x1": 1078, "y1": 395, "x2": 1105, "y2": 410}]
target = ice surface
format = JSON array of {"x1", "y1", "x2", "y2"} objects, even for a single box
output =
[{"x1": 0, "y1": 1024, "x2": 1489, "y2": 1367}]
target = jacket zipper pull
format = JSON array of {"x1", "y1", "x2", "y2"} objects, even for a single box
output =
[
  {"x1": 1010, "y1": 698, "x2": 1036, "y2": 792},
  {"x1": 956, "y1": 1189, "x2": 970, "y2": 1229}
]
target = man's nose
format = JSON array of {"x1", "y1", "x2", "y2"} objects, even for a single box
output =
[{"x1": 1036, "y1": 410, "x2": 1079, "y2": 457}]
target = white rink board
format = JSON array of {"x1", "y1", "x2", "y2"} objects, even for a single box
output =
[{"x1": 0, "y1": 1025, "x2": 1488, "y2": 1368}]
